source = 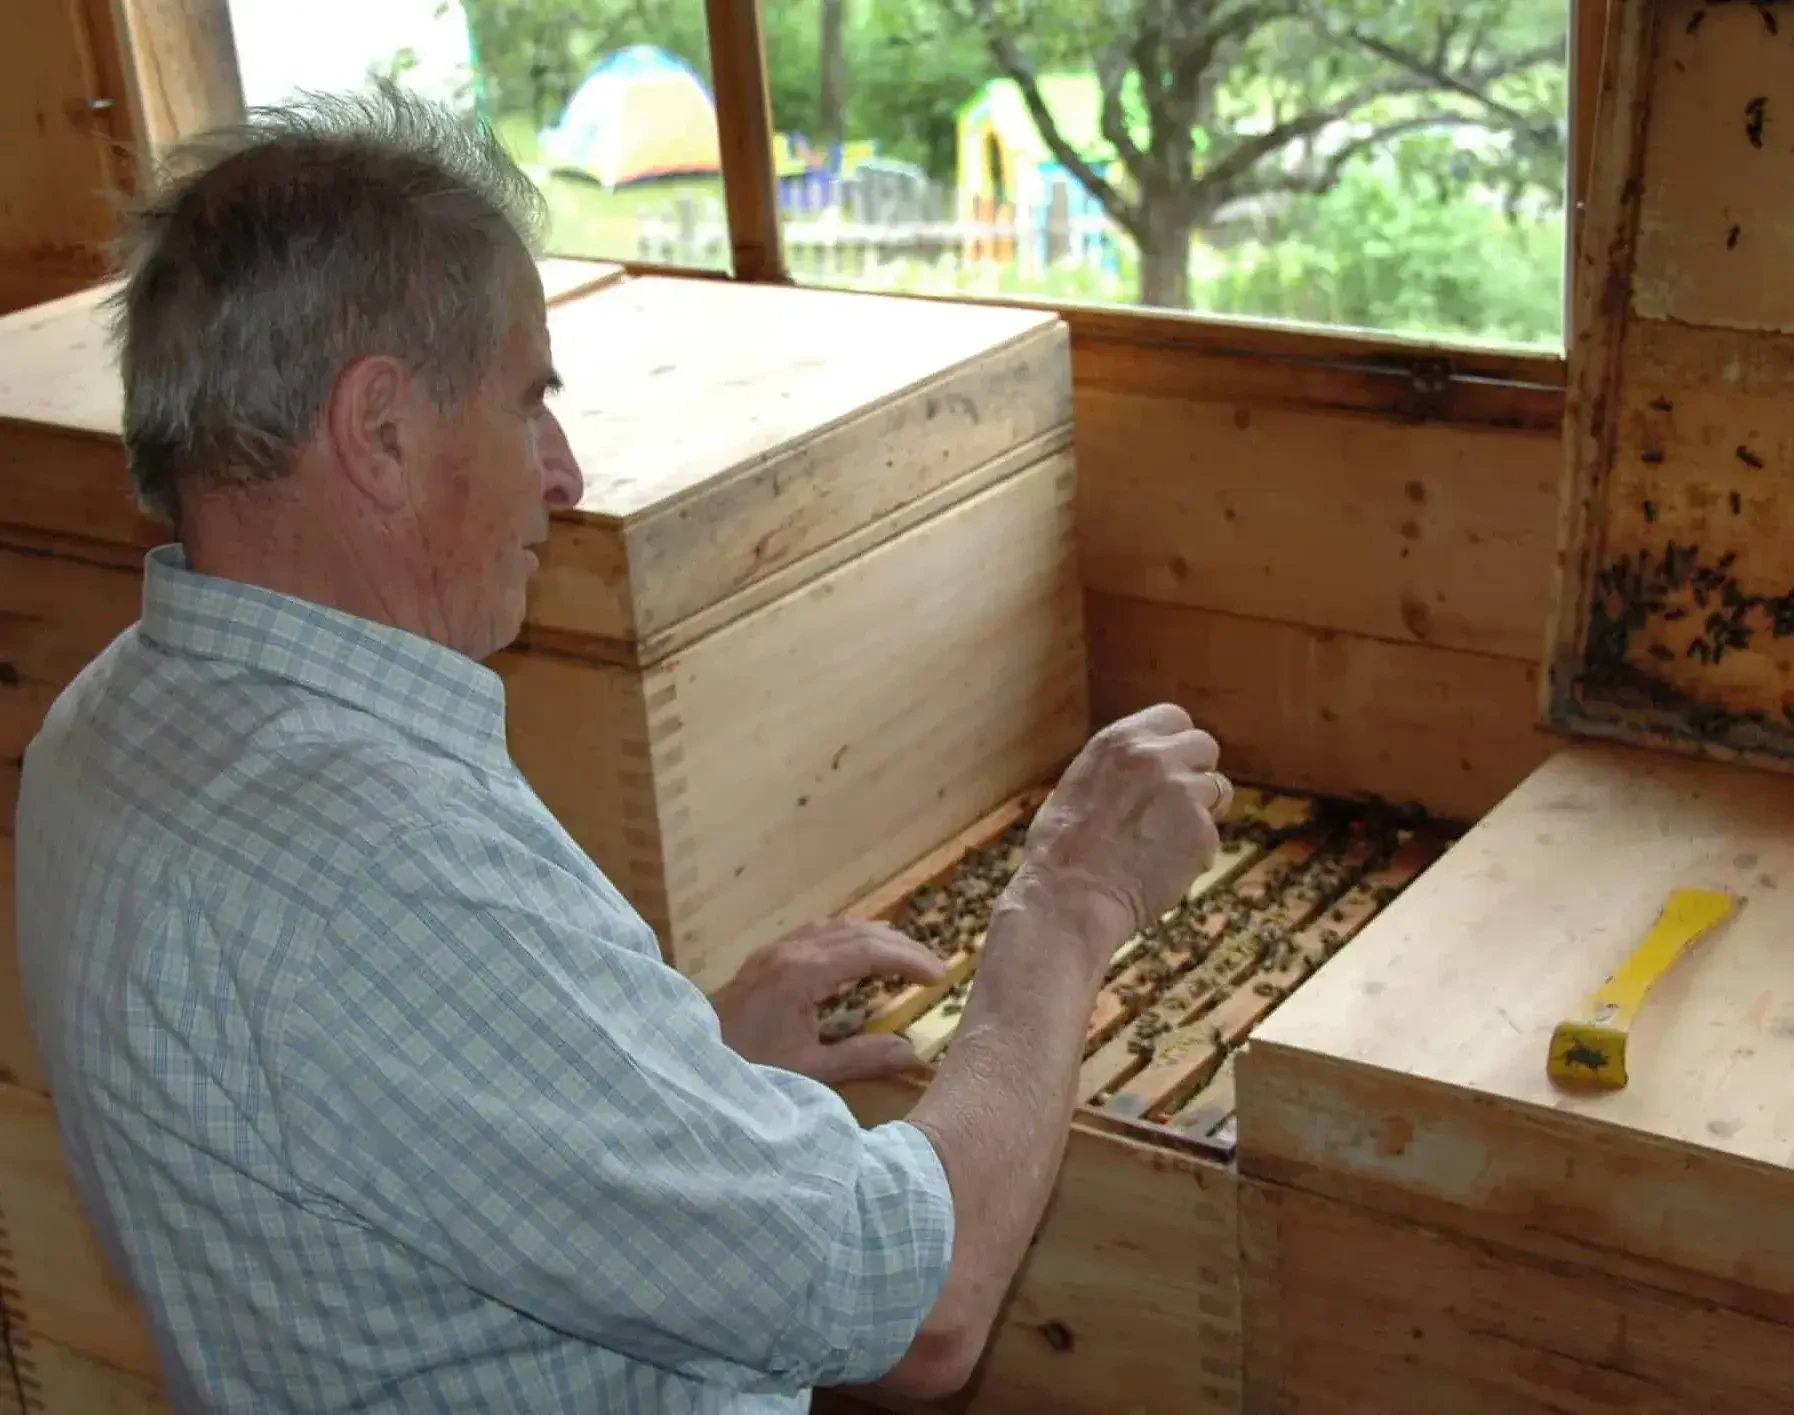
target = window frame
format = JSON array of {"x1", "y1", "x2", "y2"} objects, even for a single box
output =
[
  {"x1": 697, "y1": 0, "x2": 1610, "y2": 402},
  {"x1": 117, "y1": 0, "x2": 1611, "y2": 413}
]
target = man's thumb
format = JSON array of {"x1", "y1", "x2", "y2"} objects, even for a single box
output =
[{"x1": 810, "y1": 1031, "x2": 926, "y2": 1085}]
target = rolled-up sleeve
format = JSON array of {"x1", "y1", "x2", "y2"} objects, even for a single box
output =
[{"x1": 275, "y1": 816, "x2": 955, "y2": 1396}]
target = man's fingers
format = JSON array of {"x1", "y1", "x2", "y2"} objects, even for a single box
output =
[
  {"x1": 797, "y1": 922, "x2": 949, "y2": 993},
  {"x1": 807, "y1": 1031, "x2": 926, "y2": 1085},
  {"x1": 1115, "y1": 702, "x2": 1195, "y2": 738},
  {"x1": 1157, "y1": 728, "x2": 1220, "y2": 772},
  {"x1": 1183, "y1": 768, "x2": 1232, "y2": 819},
  {"x1": 1192, "y1": 796, "x2": 1222, "y2": 865}
]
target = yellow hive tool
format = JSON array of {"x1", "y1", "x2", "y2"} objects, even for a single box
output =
[{"x1": 1547, "y1": 887, "x2": 1739, "y2": 1091}]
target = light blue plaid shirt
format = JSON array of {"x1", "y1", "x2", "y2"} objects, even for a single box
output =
[{"x1": 14, "y1": 544, "x2": 955, "y2": 1412}]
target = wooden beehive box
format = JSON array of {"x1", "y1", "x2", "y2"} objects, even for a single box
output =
[
  {"x1": 500, "y1": 275, "x2": 1086, "y2": 992},
  {"x1": 821, "y1": 776, "x2": 1458, "y2": 1414},
  {"x1": 0, "y1": 263, "x2": 1087, "y2": 1409},
  {"x1": 1230, "y1": 4, "x2": 1794, "y2": 1407},
  {"x1": 1234, "y1": 740, "x2": 1794, "y2": 1413}
]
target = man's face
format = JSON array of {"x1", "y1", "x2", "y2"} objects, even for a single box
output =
[{"x1": 410, "y1": 256, "x2": 584, "y2": 660}]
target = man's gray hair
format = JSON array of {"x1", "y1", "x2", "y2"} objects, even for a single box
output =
[{"x1": 107, "y1": 84, "x2": 550, "y2": 524}]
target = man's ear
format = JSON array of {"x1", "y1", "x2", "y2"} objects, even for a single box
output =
[{"x1": 325, "y1": 354, "x2": 416, "y2": 512}]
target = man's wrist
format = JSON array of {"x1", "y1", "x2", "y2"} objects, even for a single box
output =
[{"x1": 986, "y1": 866, "x2": 1131, "y2": 989}]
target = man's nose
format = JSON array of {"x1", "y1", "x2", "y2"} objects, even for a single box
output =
[{"x1": 539, "y1": 410, "x2": 584, "y2": 510}]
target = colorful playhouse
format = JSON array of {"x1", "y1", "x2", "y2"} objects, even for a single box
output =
[
  {"x1": 540, "y1": 45, "x2": 721, "y2": 189},
  {"x1": 956, "y1": 72, "x2": 1126, "y2": 232}
]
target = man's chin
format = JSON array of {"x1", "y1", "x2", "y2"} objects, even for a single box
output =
[{"x1": 478, "y1": 603, "x2": 530, "y2": 663}]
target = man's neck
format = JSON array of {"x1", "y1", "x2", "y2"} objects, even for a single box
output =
[{"x1": 180, "y1": 487, "x2": 445, "y2": 650}]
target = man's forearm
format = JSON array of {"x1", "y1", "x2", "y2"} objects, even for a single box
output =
[{"x1": 876, "y1": 882, "x2": 1110, "y2": 1396}]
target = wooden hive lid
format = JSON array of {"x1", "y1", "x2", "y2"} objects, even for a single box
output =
[
  {"x1": 1236, "y1": 739, "x2": 1794, "y2": 1299},
  {"x1": 524, "y1": 276, "x2": 1071, "y2": 662},
  {"x1": 0, "y1": 283, "x2": 124, "y2": 439}
]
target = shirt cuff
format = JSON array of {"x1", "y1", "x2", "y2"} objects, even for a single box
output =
[{"x1": 789, "y1": 1116, "x2": 957, "y2": 1388}]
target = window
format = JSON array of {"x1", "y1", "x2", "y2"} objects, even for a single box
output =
[
  {"x1": 202, "y1": 1, "x2": 1587, "y2": 362},
  {"x1": 752, "y1": 2, "x2": 1573, "y2": 355},
  {"x1": 223, "y1": 0, "x2": 729, "y2": 271}
]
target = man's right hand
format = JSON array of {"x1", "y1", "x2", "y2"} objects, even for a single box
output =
[
  {"x1": 1004, "y1": 704, "x2": 1232, "y2": 973},
  {"x1": 881, "y1": 704, "x2": 1232, "y2": 1401}
]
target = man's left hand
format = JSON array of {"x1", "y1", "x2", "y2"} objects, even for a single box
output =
[{"x1": 711, "y1": 920, "x2": 947, "y2": 1084}]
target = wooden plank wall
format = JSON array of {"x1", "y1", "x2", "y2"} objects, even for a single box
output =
[
  {"x1": 1239, "y1": 1178, "x2": 1794, "y2": 1414},
  {"x1": 1072, "y1": 335, "x2": 1564, "y2": 824}
]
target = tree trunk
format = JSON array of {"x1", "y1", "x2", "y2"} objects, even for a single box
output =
[
  {"x1": 1136, "y1": 198, "x2": 1193, "y2": 309},
  {"x1": 819, "y1": 0, "x2": 848, "y2": 146}
]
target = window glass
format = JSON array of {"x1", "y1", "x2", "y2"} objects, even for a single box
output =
[
  {"x1": 225, "y1": 0, "x2": 727, "y2": 270},
  {"x1": 759, "y1": 2, "x2": 1571, "y2": 352}
]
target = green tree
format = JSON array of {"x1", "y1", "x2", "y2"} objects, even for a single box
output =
[
  {"x1": 819, "y1": 0, "x2": 849, "y2": 145},
  {"x1": 945, "y1": 0, "x2": 1567, "y2": 308},
  {"x1": 1195, "y1": 149, "x2": 1566, "y2": 345},
  {"x1": 764, "y1": 2, "x2": 993, "y2": 177}
]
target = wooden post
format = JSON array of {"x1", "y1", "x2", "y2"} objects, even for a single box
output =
[
  {"x1": 1047, "y1": 180, "x2": 1070, "y2": 266},
  {"x1": 702, "y1": 0, "x2": 788, "y2": 284},
  {"x1": 1566, "y1": 0, "x2": 1616, "y2": 344},
  {"x1": 111, "y1": 0, "x2": 247, "y2": 162}
]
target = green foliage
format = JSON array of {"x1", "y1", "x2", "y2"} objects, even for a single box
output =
[
  {"x1": 1191, "y1": 151, "x2": 1565, "y2": 348},
  {"x1": 760, "y1": 2, "x2": 994, "y2": 177}
]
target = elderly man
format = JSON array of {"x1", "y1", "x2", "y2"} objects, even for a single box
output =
[{"x1": 13, "y1": 89, "x2": 1232, "y2": 1412}]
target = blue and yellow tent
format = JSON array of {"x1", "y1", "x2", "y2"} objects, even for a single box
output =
[{"x1": 540, "y1": 46, "x2": 721, "y2": 189}]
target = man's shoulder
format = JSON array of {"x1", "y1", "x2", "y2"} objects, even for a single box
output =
[{"x1": 20, "y1": 626, "x2": 468, "y2": 868}]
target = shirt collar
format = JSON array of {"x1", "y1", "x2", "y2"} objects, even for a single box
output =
[{"x1": 137, "y1": 543, "x2": 512, "y2": 773}]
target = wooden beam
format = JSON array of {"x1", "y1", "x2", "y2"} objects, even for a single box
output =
[
  {"x1": 111, "y1": 0, "x2": 246, "y2": 160},
  {"x1": 996, "y1": 298, "x2": 1562, "y2": 397},
  {"x1": 1571, "y1": 0, "x2": 1612, "y2": 222},
  {"x1": 1567, "y1": 0, "x2": 1618, "y2": 345},
  {"x1": 75, "y1": 0, "x2": 148, "y2": 194},
  {"x1": 702, "y1": 0, "x2": 787, "y2": 283}
]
